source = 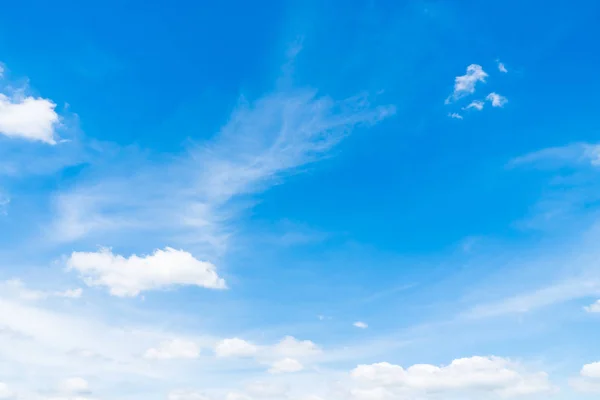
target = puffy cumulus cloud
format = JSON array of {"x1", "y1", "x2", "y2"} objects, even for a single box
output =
[
  {"x1": 351, "y1": 356, "x2": 553, "y2": 397},
  {"x1": 274, "y1": 336, "x2": 321, "y2": 359},
  {"x1": 144, "y1": 338, "x2": 200, "y2": 360},
  {"x1": 446, "y1": 64, "x2": 488, "y2": 103},
  {"x1": 268, "y1": 358, "x2": 304, "y2": 374},
  {"x1": 0, "y1": 383, "x2": 15, "y2": 399},
  {"x1": 486, "y1": 92, "x2": 508, "y2": 108},
  {"x1": 353, "y1": 321, "x2": 368, "y2": 329},
  {"x1": 66, "y1": 247, "x2": 226, "y2": 297},
  {"x1": 215, "y1": 338, "x2": 258, "y2": 358},
  {"x1": 59, "y1": 377, "x2": 90, "y2": 394},
  {"x1": 570, "y1": 362, "x2": 600, "y2": 393},
  {"x1": 0, "y1": 91, "x2": 60, "y2": 144},
  {"x1": 584, "y1": 299, "x2": 600, "y2": 313},
  {"x1": 168, "y1": 390, "x2": 212, "y2": 400}
]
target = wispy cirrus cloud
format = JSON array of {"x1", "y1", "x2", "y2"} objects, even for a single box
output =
[{"x1": 49, "y1": 89, "x2": 395, "y2": 257}]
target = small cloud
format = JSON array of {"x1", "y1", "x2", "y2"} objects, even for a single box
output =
[
  {"x1": 66, "y1": 247, "x2": 226, "y2": 297},
  {"x1": 464, "y1": 100, "x2": 484, "y2": 111},
  {"x1": 584, "y1": 300, "x2": 600, "y2": 313},
  {"x1": 274, "y1": 336, "x2": 321, "y2": 358},
  {"x1": 0, "y1": 92, "x2": 60, "y2": 144},
  {"x1": 268, "y1": 357, "x2": 304, "y2": 374},
  {"x1": 55, "y1": 288, "x2": 83, "y2": 298},
  {"x1": 448, "y1": 112, "x2": 463, "y2": 120},
  {"x1": 143, "y1": 338, "x2": 200, "y2": 360},
  {"x1": 215, "y1": 338, "x2": 258, "y2": 358},
  {"x1": 353, "y1": 321, "x2": 368, "y2": 329},
  {"x1": 498, "y1": 61, "x2": 508, "y2": 73},
  {"x1": 486, "y1": 92, "x2": 508, "y2": 107},
  {"x1": 446, "y1": 64, "x2": 488, "y2": 103},
  {"x1": 509, "y1": 142, "x2": 600, "y2": 169},
  {"x1": 60, "y1": 377, "x2": 90, "y2": 394}
]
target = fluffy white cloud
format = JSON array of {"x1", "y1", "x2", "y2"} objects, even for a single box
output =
[
  {"x1": 274, "y1": 336, "x2": 321, "y2": 359},
  {"x1": 571, "y1": 362, "x2": 600, "y2": 393},
  {"x1": 215, "y1": 338, "x2": 258, "y2": 358},
  {"x1": 498, "y1": 62, "x2": 508, "y2": 73},
  {"x1": 144, "y1": 338, "x2": 200, "y2": 360},
  {"x1": 465, "y1": 100, "x2": 484, "y2": 111},
  {"x1": 0, "y1": 383, "x2": 14, "y2": 399},
  {"x1": 66, "y1": 247, "x2": 226, "y2": 297},
  {"x1": 447, "y1": 64, "x2": 488, "y2": 102},
  {"x1": 582, "y1": 362, "x2": 600, "y2": 379},
  {"x1": 486, "y1": 92, "x2": 508, "y2": 107},
  {"x1": 448, "y1": 112, "x2": 463, "y2": 119},
  {"x1": 269, "y1": 358, "x2": 304, "y2": 374},
  {"x1": 0, "y1": 93, "x2": 60, "y2": 144},
  {"x1": 59, "y1": 377, "x2": 90, "y2": 394},
  {"x1": 353, "y1": 321, "x2": 368, "y2": 329},
  {"x1": 168, "y1": 390, "x2": 212, "y2": 400},
  {"x1": 351, "y1": 356, "x2": 553, "y2": 397},
  {"x1": 584, "y1": 300, "x2": 600, "y2": 313}
]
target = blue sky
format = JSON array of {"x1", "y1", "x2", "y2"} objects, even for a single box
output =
[{"x1": 1, "y1": 0, "x2": 600, "y2": 399}]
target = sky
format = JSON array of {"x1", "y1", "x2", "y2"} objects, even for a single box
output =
[{"x1": 1, "y1": 0, "x2": 600, "y2": 399}]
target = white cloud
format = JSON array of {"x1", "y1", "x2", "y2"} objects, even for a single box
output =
[
  {"x1": 351, "y1": 356, "x2": 553, "y2": 397},
  {"x1": 274, "y1": 336, "x2": 321, "y2": 359},
  {"x1": 269, "y1": 358, "x2": 304, "y2": 374},
  {"x1": 144, "y1": 338, "x2": 200, "y2": 360},
  {"x1": 498, "y1": 62, "x2": 508, "y2": 73},
  {"x1": 448, "y1": 112, "x2": 463, "y2": 119},
  {"x1": 486, "y1": 92, "x2": 508, "y2": 107},
  {"x1": 59, "y1": 377, "x2": 90, "y2": 394},
  {"x1": 509, "y1": 142, "x2": 600, "y2": 168},
  {"x1": 50, "y1": 89, "x2": 395, "y2": 249},
  {"x1": 584, "y1": 299, "x2": 600, "y2": 313},
  {"x1": 446, "y1": 64, "x2": 488, "y2": 102},
  {"x1": 0, "y1": 383, "x2": 15, "y2": 399},
  {"x1": 353, "y1": 321, "x2": 368, "y2": 329},
  {"x1": 0, "y1": 280, "x2": 82, "y2": 301},
  {"x1": 66, "y1": 247, "x2": 226, "y2": 297},
  {"x1": 168, "y1": 390, "x2": 212, "y2": 400},
  {"x1": 465, "y1": 100, "x2": 484, "y2": 111},
  {"x1": 570, "y1": 362, "x2": 600, "y2": 393},
  {"x1": 245, "y1": 381, "x2": 288, "y2": 398},
  {"x1": 215, "y1": 338, "x2": 258, "y2": 358},
  {"x1": 0, "y1": 93, "x2": 60, "y2": 144}
]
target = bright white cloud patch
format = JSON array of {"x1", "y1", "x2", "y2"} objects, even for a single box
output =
[
  {"x1": 274, "y1": 336, "x2": 321, "y2": 358},
  {"x1": 215, "y1": 338, "x2": 258, "y2": 358},
  {"x1": 0, "y1": 383, "x2": 14, "y2": 399},
  {"x1": 351, "y1": 356, "x2": 553, "y2": 397},
  {"x1": 60, "y1": 377, "x2": 90, "y2": 394},
  {"x1": 144, "y1": 338, "x2": 200, "y2": 360},
  {"x1": 66, "y1": 247, "x2": 226, "y2": 297},
  {"x1": 465, "y1": 100, "x2": 484, "y2": 111},
  {"x1": 571, "y1": 362, "x2": 600, "y2": 393},
  {"x1": 447, "y1": 64, "x2": 488, "y2": 102},
  {"x1": 584, "y1": 299, "x2": 600, "y2": 313},
  {"x1": 353, "y1": 321, "x2": 368, "y2": 329},
  {"x1": 448, "y1": 112, "x2": 463, "y2": 119},
  {"x1": 0, "y1": 93, "x2": 60, "y2": 144},
  {"x1": 486, "y1": 92, "x2": 508, "y2": 107},
  {"x1": 269, "y1": 357, "x2": 304, "y2": 374}
]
